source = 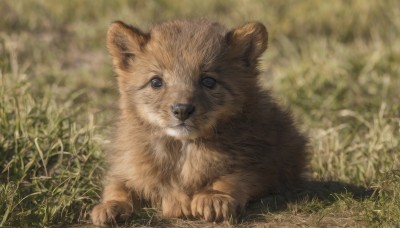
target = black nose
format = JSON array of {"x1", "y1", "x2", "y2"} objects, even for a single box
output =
[{"x1": 171, "y1": 103, "x2": 195, "y2": 121}]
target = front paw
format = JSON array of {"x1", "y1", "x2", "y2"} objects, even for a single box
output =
[
  {"x1": 91, "y1": 200, "x2": 132, "y2": 226},
  {"x1": 162, "y1": 192, "x2": 191, "y2": 218},
  {"x1": 191, "y1": 191, "x2": 240, "y2": 222}
]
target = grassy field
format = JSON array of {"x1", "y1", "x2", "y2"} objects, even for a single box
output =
[{"x1": 1, "y1": 0, "x2": 399, "y2": 227}]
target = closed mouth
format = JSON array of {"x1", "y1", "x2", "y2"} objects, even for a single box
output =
[
  {"x1": 172, "y1": 123, "x2": 196, "y2": 130},
  {"x1": 165, "y1": 122, "x2": 199, "y2": 139},
  {"x1": 171, "y1": 120, "x2": 196, "y2": 128}
]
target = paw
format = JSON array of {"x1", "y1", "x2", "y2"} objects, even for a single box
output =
[
  {"x1": 162, "y1": 192, "x2": 191, "y2": 218},
  {"x1": 191, "y1": 191, "x2": 240, "y2": 222},
  {"x1": 91, "y1": 200, "x2": 132, "y2": 226}
]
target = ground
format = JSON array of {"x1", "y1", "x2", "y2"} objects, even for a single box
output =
[{"x1": 0, "y1": 0, "x2": 399, "y2": 227}]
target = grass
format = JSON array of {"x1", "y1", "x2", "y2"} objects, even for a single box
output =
[{"x1": 0, "y1": 0, "x2": 399, "y2": 227}]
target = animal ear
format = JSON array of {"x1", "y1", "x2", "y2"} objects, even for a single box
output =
[
  {"x1": 107, "y1": 21, "x2": 149, "y2": 70},
  {"x1": 225, "y1": 22, "x2": 268, "y2": 67}
]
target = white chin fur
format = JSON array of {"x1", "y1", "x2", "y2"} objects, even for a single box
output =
[{"x1": 165, "y1": 127, "x2": 198, "y2": 139}]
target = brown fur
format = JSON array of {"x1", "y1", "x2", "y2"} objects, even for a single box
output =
[{"x1": 91, "y1": 19, "x2": 308, "y2": 225}]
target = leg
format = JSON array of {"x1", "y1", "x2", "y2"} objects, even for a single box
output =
[
  {"x1": 191, "y1": 189, "x2": 240, "y2": 222},
  {"x1": 161, "y1": 188, "x2": 191, "y2": 218},
  {"x1": 191, "y1": 172, "x2": 269, "y2": 222},
  {"x1": 91, "y1": 181, "x2": 139, "y2": 225}
]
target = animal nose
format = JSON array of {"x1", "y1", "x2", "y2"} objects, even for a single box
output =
[{"x1": 171, "y1": 103, "x2": 195, "y2": 121}]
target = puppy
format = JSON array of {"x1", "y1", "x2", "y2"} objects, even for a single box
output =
[{"x1": 91, "y1": 19, "x2": 308, "y2": 225}]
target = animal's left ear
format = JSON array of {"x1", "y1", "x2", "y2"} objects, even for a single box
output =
[{"x1": 225, "y1": 22, "x2": 268, "y2": 66}]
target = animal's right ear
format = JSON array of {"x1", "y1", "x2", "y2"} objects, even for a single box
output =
[{"x1": 107, "y1": 21, "x2": 149, "y2": 71}]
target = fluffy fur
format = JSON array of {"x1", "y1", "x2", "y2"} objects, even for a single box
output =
[{"x1": 91, "y1": 19, "x2": 308, "y2": 225}]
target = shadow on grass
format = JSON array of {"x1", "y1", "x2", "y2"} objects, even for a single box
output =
[
  {"x1": 243, "y1": 180, "x2": 374, "y2": 223},
  {"x1": 120, "y1": 181, "x2": 374, "y2": 227}
]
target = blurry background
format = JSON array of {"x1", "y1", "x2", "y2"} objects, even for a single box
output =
[{"x1": 0, "y1": 0, "x2": 399, "y2": 227}]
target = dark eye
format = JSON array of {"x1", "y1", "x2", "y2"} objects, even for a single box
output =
[
  {"x1": 150, "y1": 77, "x2": 163, "y2": 89},
  {"x1": 201, "y1": 77, "x2": 216, "y2": 89}
]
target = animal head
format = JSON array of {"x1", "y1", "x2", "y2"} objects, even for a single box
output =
[{"x1": 107, "y1": 20, "x2": 268, "y2": 140}]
